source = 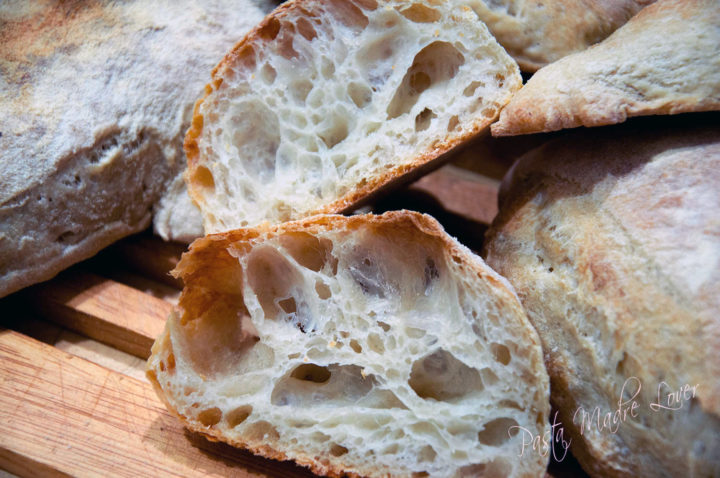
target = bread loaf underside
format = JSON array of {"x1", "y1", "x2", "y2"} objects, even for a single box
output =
[
  {"x1": 147, "y1": 211, "x2": 550, "y2": 478},
  {"x1": 0, "y1": 0, "x2": 276, "y2": 298},
  {"x1": 185, "y1": 0, "x2": 521, "y2": 233}
]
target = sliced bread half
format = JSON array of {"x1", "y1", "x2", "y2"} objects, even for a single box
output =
[
  {"x1": 147, "y1": 211, "x2": 550, "y2": 477},
  {"x1": 184, "y1": 0, "x2": 521, "y2": 232}
]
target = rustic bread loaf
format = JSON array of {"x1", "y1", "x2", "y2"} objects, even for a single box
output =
[
  {"x1": 484, "y1": 117, "x2": 720, "y2": 477},
  {"x1": 465, "y1": 0, "x2": 654, "y2": 72},
  {"x1": 147, "y1": 211, "x2": 550, "y2": 478},
  {"x1": 491, "y1": 0, "x2": 720, "y2": 136},
  {"x1": 0, "y1": 0, "x2": 276, "y2": 299},
  {"x1": 184, "y1": 0, "x2": 522, "y2": 233}
]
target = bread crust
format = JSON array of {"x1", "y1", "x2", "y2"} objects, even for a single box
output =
[
  {"x1": 468, "y1": 0, "x2": 654, "y2": 72},
  {"x1": 184, "y1": 0, "x2": 521, "y2": 232},
  {"x1": 484, "y1": 116, "x2": 720, "y2": 477},
  {"x1": 491, "y1": 0, "x2": 720, "y2": 136},
  {"x1": 149, "y1": 210, "x2": 550, "y2": 478},
  {"x1": 0, "y1": 0, "x2": 271, "y2": 298}
]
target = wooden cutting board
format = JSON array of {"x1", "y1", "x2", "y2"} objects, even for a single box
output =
[{"x1": 0, "y1": 148, "x2": 587, "y2": 477}]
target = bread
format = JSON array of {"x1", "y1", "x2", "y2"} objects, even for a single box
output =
[
  {"x1": 0, "y1": 0, "x2": 277, "y2": 299},
  {"x1": 465, "y1": 0, "x2": 654, "y2": 72},
  {"x1": 147, "y1": 210, "x2": 550, "y2": 478},
  {"x1": 184, "y1": 0, "x2": 522, "y2": 234},
  {"x1": 484, "y1": 116, "x2": 720, "y2": 477},
  {"x1": 491, "y1": 0, "x2": 720, "y2": 136}
]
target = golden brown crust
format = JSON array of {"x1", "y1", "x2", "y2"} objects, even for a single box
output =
[
  {"x1": 484, "y1": 116, "x2": 720, "y2": 477},
  {"x1": 491, "y1": 0, "x2": 720, "y2": 136}
]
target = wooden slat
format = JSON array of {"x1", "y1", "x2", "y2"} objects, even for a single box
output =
[
  {"x1": 25, "y1": 270, "x2": 170, "y2": 359},
  {"x1": 113, "y1": 235, "x2": 187, "y2": 289},
  {"x1": 411, "y1": 165, "x2": 500, "y2": 225},
  {"x1": 0, "y1": 329, "x2": 315, "y2": 478}
]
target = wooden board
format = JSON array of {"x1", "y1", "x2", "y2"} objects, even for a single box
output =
[
  {"x1": 0, "y1": 157, "x2": 588, "y2": 477},
  {"x1": 0, "y1": 329, "x2": 315, "y2": 478}
]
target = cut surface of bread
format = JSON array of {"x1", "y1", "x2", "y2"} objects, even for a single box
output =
[
  {"x1": 465, "y1": 0, "x2": 654, "y2": 72},
  {"x1": 147, "y1": 211, "x2": 550, "y2": 478},
  {"x1": 491, "y1": 0, "x2": 720, "y2": 136},
  {"x1": 0, "y1": 0, "x2": 272, "y2": 299},
  {"x1": 184, "y1": 0, "x2": 522, "y2": 233},
  {"x1": 484, "y1": 116, "x2": 720, "y2": 477}
]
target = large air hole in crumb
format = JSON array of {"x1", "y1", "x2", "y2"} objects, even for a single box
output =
[
  {"x1": 226, "y1": 405, "x2": 253, "y2": 427},
  {"x1": 349, "y1": 255, "x2": 389, "y2": 297},
  {"x1": 197, "y1": 407, "x2": 222, "y2": 427},
  {"x1": 331, "y1": 0, "x2": 372, "y2": 29},
  {"x1": 290, "y1": 78, "x2": 313, "y2": 103},
  {"x1": 193, "y1": 166, "x2": 215, "y2": 190},
  {"x1": 387, "y1": 42, "x2": 465, "y2": 119},
  {"x1": 491, "y1": 343, "x2": 511, "y2": 365},
  {"x1": 247, "y1": 246, "x2": 302, "y2": 318},
  {"x1": 477, "y1": 417, "x2": 518, "y2": 446},
  {"x1": 271, "y1": 364, "x2": 376, "y2": 407},
  {"x1": 278, "y1": 297, "x2": 297, "y2": 314},
  {"x1": 226, "y1": 102, "x2": 279, "y2": 180},
  {"x1": 419, "y1": 445, "x2": 437, "y2": 462},
  {"x1": 260, "y1": 63, "x2": 277, "y2": 84},
  {"x1": 409, "y1": 349, "x2": 483, "y2": 402},
  {"x1": 397, "y1": 3, "x2": 441, "y2": 22},
  {"x1": 179, "y1": 296, "x2": 259, "y2": 377},
  {"x1": 319, "y1": 112, "x2": 349, "y2": 149},
  {"x1": 367, "y1": 333, "x2": 385, "y2": 353},
  {"x1": 415, "y1": 107, "x2": 436, "y2": 132},
  {"x1": 330, "y1": 444, "x2": 348, "y2": 456},
  {"x1": 463, "y1": 80, "x2": 484, "y2": 97},
  {"x1": 245, "y1": 421, "x2": 280, "y2": 441},
  {"x1": 296, "y1": 17, "x2": 317, "y2": 41},
  {"x1": 348, "y1": 82, "x2": 373, "y2": 108},
  {"x1": 447, "y1": 115, "x2": 459, "y2": 132},
  {"x1": 279, "y1": 232, "x2": 337, "y2": 273},
  {"x1": 258, "y1": 16, "x2": 281, "y2": 40},
  {"x1": 315, "y1": 281, "x2": 332, "y2": 299},
  {"x1": 291, "y1": 363, "x2": 331, "y2": 383}
]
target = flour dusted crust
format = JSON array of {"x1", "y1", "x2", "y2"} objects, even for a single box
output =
[
  {"x1": 465, "y1": 0, "x2": 654, "y2": 72},
  {"x1": 0, "y1": 0, "x2": 273, "y2": 298},
  {"x1": 184, "y1": 0, "x2": 521, "y2": 233},
  {"x1": 492, "y1": 0, "x2": 720, "y2": 136},
  {"x1": 484, "y1": 117, "x2": 720, "y2": 477},
  {"x1": 147, "y1": 210, "x2": 550, "y2": 478}
]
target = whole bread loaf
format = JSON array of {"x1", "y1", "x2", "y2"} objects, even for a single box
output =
[
  {"x1": 147, "y1": 211, "x2": 551, "y2": 478},
  {"x1": 492, "y1": 0, "x2": 720, "y2": 136},
  {"x1": 465, "y1": 0, "x2": 654, "y2": 72},
  {"x1": 184, "y1": 0, "x2": 522, "y2": 233},
  {"x1": 0, "y1": 0, "x2": 274, "y2": 298},
  {"x1": 484, "y1": 117, "x2": 720, "y2": 477}
]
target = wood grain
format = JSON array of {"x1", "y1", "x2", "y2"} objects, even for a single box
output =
[
  {"x1": 25, "y1": 270, "x2": 171, "y2": 359},
  {"x1": 0, "y1": 329, "x2": 315, "y2": 478}
]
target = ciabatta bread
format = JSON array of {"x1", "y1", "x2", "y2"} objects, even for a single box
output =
[
  {"x1": 184, "y1": 0, "x2": 522, "y2": 233},
  {"x1": 491, "y1": 0, "x2": 720, "y2": 136},
  {"x1": 484, "y1": 117, "x2": 720, "y2": 477},
  {"x1": 147, "y1": 211, "x2": 550, "y2": 478},
  {"x1": 465, "y1": 0, "x2": 654, "y2": 72},
  {"x1": 0, "y1": 0, "x2": 273, "y2": 299}
]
